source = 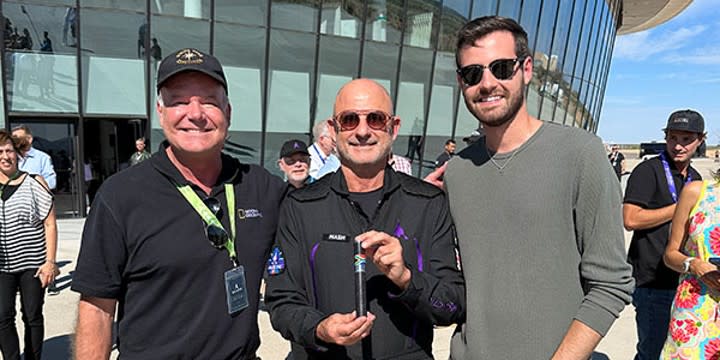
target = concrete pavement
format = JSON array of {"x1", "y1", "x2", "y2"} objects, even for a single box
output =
[{"x1": 9, "y1": 157, "x2": 720, "y2": 359}]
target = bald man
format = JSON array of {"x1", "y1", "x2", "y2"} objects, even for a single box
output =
[{"x1": 265, "y1": 79, "x2": 465, "y2": 359}]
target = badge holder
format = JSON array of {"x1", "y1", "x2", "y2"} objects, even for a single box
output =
[{"x1": 224, "y1": 265, "x2": 249, "y2": 314}]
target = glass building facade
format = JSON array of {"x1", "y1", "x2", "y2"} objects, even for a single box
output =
[{"x1": 1, "y1": 0, "x2": 622, "y2": 216}]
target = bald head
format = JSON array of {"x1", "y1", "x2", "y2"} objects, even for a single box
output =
[{"x1": 334, "y1": 79, "x2": 393, "y2": 115}]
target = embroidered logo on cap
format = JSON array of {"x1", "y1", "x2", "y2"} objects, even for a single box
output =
[
  {"x1": 176, "y1": 48, "x2": 204, "y2": 65},
  {"x1": 267, "y1": 246, "x2": 286, "y2": 275}
]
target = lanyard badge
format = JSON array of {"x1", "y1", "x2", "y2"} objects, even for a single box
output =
[{"x1": 176, "y1": 183, "x2": 248, "y2": 314}]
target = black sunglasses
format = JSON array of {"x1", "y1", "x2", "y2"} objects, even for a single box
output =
[
  {"x1": 333, "y1": 110, "x2": 393, "y2": 131},
  {"x1": 203, "y1": 197, "x2": 228, "y2": 249},
  {"x1": 456, "y1": 58, "x2": 524, "y2": 86},
  {"x1": 282, "y1": 156, "x2": 310, "y2": 166}
]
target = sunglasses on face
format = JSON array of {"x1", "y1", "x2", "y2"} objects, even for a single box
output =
[
  {"x1": 456, "y1": 58, "x2": 524, "y2": 86},
  {"x1": 203, "y1": 197, "x2": 228, "y2": 249},
  {"x1": 282, "y1": 156, "x2": 310, "y2": 166},
  {"x1": 333, "y1": 110, "x2": 394, "y2": 131}
]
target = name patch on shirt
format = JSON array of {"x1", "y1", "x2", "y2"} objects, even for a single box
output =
[
  {"x1": 323, "y1": 233, "x2": 349, "y2": 242},
  {"x1": 238, "y1": 208, "x2": 263, "y2": 219}
]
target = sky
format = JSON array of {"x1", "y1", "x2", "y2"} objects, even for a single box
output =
[{"x1": 597, "y1": 0, "x2": 720, "y2": 145}]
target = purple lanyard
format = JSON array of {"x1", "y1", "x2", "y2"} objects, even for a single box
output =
[{"x1": 659, "y1": 152, "x2": 691, "y2": 203}]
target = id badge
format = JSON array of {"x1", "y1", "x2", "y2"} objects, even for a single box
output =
[{"x1": 224, "y1": 266, "x2": 249, "y2": 315}]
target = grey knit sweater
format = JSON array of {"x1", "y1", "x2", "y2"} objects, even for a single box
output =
[{"x1": 446, "y1": 122, "x2": 634, "y2": 359}]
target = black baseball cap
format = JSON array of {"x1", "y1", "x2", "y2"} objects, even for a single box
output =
[
  {"x1": 664, "y1": 109, "x2": 705, "y2": 133},
  {"x1": 156, "y1": 48, "x2": 227, "y2": 93},
  {"x1": 279, "y1": 139, "x2": 310, "y2": 158}
]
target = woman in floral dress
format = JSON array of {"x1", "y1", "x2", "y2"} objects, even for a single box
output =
[{"x1": 663, "y1": 179, "x2": 720, "y2": 359}]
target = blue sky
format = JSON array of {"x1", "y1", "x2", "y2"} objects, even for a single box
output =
[{"x1": 598, "y1": 0, "x2": 720, "y2": 145}]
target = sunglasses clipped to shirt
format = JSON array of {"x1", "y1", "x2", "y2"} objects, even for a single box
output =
[
  {"x1": 203, "y1": 197, "x2": 228, "y2": 249},
  {"x1": 333, "y1": 109, "x2": 394, "y2": 132},
  {"x1": 456, "y1": 57, "x2": 525, "y2": 86}
]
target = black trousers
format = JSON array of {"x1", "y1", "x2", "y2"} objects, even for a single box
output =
[{"x1": 0, "y1": 270, "x2": 45, "y2": 360}]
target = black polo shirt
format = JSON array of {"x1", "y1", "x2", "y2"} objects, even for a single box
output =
[
  {"x1": 72, "y1": 147, "x2": 285, "y2": 359},
  {"x1": 624, "y1": 152, "x2": 701, "y2": 289}
]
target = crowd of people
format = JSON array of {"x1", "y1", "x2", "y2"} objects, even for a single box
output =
[{"x1": 1, "y1": 14, "x2": 718, "y2": 359}]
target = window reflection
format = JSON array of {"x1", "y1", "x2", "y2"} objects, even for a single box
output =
[
  {"x1": 471, "y1": 0, "x2": 497, "y2": 18},
  {"x1": 266, "y1": 30, "x2": 316, "y2": 164},
  {"x1": 215, "y1": 0, "x2": 266, "y2": 26},
  {"x1": 82, "y1": 0, "x2": 144, "y2": 12},
  {"x1": 404, "y1": 0, "x2": 440, "y2": 49},
  {"x1": 271, "y1": 0, "x2": 319, "y2": 33},
  {"x1": 497, "y1": 0, "x2": 520, "y2": 19},
  {"x1": 152, "y1": 0, "x2": 211, "y2": 19},
  {"x1": 396, "y1": 46, "x2": 433, "y2": 174},
  {"x1": 3, "y1": 2, "x2": 78, "y2": 112},
  {"x1": 321, "y1": 0, "x2": 363, "y2": 38},
  {"x1": 365, "y1": 0, "x2": 402, "y2": 44},
  {"x1": 316, "y1": 35, "x2": 360, "y2": 123},
  {"x1": 361, "y1": 41, "x2": 398, "y2": 99},
  {"x1": 151, "y1": 14, "x2": 210, "y2": 55},
  {"x1": 214, "y1": 23, "x2": 266, "y2": 164}
]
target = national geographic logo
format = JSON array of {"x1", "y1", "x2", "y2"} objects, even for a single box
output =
[
  {"x1": 176, "y1": 49, "x2": 204, "y2": 65},
  {"x1": 238, "y1": 208, "x2": 263, "y2": 219}
]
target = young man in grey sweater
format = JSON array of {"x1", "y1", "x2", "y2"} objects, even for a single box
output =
[{"x1": 430, "y1": 16, "x2": 634, "y2": 359}]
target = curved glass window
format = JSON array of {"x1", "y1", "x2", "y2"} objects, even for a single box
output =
[
  {"x1": 152, "y1": 0, "x2": 210, "y2": 19},
  {"x1": 272, "y1": 0, "x2": 318, "y2": 33},
  {"x1": 497, "y1": 0, "x2": 521, "y2": 19},
  {"x1": 83, "y1": 0, "x2": 144, "y2": 12},
  {"x1": 215, "y1": 0, "x2": 267, "y2": 26},
  {"x1": 3, "y1": 2, "x2": 78, "y2": 113},
  {"x1": 265, "y1": 29, "x2": 316, "y2": 166},
  {"x1": 80, "y1": 7, "x2": 146, "y2": 115},
  {"x1": 215, "y1": 23, "x2": 266, "y2": 164},
  {"x1": 405, "y1": 0, "x2": 441, "y2": 49},
  {"x1": 321, "y1": 0, "x2": 364, "y2": 38},
  {"x1": 471, "y1": 0, "x2": 497, "y2": 18},
  {"x1": 365, "y1": 0, "x2": 403, "y2": 44},
  {"x1": 396, "y1": 46, "x2": 433, "y2": 174},
  {"x1": 316, "y1": 35, "x2": 360, "y2": 123},
  {"x1": 361, "y1": 40, "x2": 399, "y2": 100}
]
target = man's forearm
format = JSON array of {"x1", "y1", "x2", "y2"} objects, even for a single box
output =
[
  {"x1": 551, "y1": 320, "x2": 602, "y2": 360},
  {"x1": 623, "y1": 203, "x2": 675, "y2": 231},
  {"x1": 74, "y1": 297, "x2": 116, "y2": 360}
]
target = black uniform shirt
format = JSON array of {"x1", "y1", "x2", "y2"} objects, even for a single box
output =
[
  {"x1": 72, "y1": 146, "x2": 285, "y2": 359},
  {"x1": 625, "y1": 152, "x2": 701, "y2": 289}
]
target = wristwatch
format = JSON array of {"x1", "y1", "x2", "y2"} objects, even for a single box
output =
[{"x1": 682, "y1": 257, "x2": 695, "y2": 273}]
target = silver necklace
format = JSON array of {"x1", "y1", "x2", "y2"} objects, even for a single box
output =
[{"x1": 485, "y1": 146, "x2": 518, "y2": 173}]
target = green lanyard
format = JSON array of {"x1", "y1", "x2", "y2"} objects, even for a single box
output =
[
  {"x1": 0, "y1": 171, "x2": 21, "y2": 198},
  {"x1": 176, "y1": 183, "x2": 236, "y2": 262}
]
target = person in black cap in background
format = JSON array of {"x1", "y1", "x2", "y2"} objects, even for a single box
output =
[
  {"x1": 624, "y1": 109, "x2": 706, "y2": 360},
  {"x1": 71, "y1": 48, "x2": 285, "y2": 359},
  {"x1": 278, "y1": 139, "x2": 311, "y2": 189}
]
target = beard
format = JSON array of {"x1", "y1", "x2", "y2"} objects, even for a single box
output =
[{"x1": 466, "y1": 82, "x2": 525, "y2": 128}]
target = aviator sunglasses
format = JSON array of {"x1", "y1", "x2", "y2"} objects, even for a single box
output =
[
  {"x1": 456, "y1": 57, "x2": 524, "y2": 86},
  {"x1": 203, "y1": 197, "x2": 229, "y2": 249},
  {"x1": 334, "y1": 110, "x2": 394, "y2": 131}
]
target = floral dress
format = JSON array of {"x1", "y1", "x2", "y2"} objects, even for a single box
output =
[{"x1": 662, "y1": 181, "x2": 720, "y2": 359}]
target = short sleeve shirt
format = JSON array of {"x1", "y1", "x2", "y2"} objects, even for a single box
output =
[
  {"x1": 624, "y1": 153, "x2": 701, "y2": 289},
  {"x1": 71, "y1": 147, "x2": 286, "y2": 358}
]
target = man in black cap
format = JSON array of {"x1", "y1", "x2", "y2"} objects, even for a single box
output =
[
  {"x1": 624, "y1": 109, "x2": 706, "y2": 360},
  {"x1": 72, "y1": 48, "x2": 285, "y2": 359},
  {"x1": 278, "y1": 139, "x2": 311, "y2": 189}
]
